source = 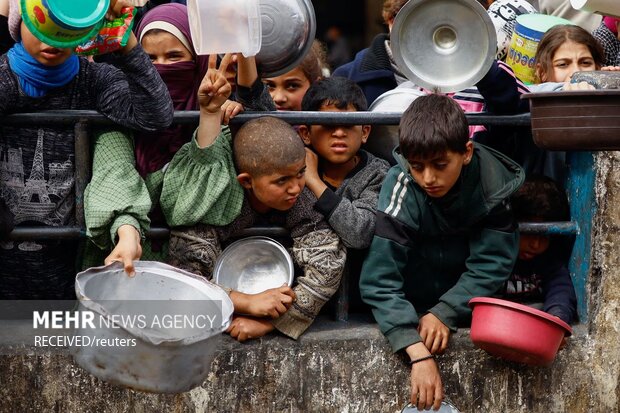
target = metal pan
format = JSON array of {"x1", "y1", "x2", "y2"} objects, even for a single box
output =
[
  {"x1": 391, "y1": 0, "x2": 496, "y2": 93},
  {"x1": 214, "y1": 236, "x2": 294, "y2": 294},
  {"x1": 255, "y1": 0, "x2": 316, "y2": 77}
]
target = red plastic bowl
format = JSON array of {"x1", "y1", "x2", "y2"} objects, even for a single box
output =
[{"x1": 468, "y1": 297, "x2": 572, "y2": 366}]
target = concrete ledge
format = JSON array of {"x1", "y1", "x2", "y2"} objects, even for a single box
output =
[{"x1": 0, "y1": 317, "x2": 599, "y2": 413}]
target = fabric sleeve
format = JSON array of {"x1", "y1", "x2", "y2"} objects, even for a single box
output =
[
  {"x1": 166, "y1": 225, "x2": 222, "y2": 280},
  {"x1": 359, "y1": 211, "x2": 422, "y2": 353},
  {"x1": 235, "y1": 77, "x2": 276, "y2": 111},
  {"x1": 315, "y1": 164, "x2": 388, "y2": 249},
  {"x1": 159, "y1": 126, "x2": 244, "y2": 227},
  {"x1": 271, "y1": 228, "x2": 346, "y2": 339},
  {"x1": 91, "y1": 45, "x2": 174, "y2": 132},
  {"x1": 542, "y1": 265, "x2": 578, "y2": 324},
  {"x1": 429, "y1": 201, "x2": 519, "y2": 330},
  {"x1": 592, "y1": 23, "x2": 620, "y2": 67},
  {"x1": 84, "y1": 129, "x2": 152, "y2": 250},
  {"x1": 476, "y1": 60, "x2": 530, "y2": 115}
]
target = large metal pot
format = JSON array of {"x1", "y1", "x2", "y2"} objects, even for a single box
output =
[
  {"x1": 255, "y1": 0, "x2": 316, "y2": 77},
  {"x1": 71, "y1": 261, "x2": 233, "y2": 393}
]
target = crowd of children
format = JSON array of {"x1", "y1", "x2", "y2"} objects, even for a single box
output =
[{"x1": 4, "y1": 0, "x2": 619, "y2": 409}]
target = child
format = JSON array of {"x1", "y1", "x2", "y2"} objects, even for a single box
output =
[
  {"x1": 503, "y1": 175, "x2": 577, "y2": 325},
  {"x1": 592, "y1": 17, "x2": 620, "y2": 67},
  {"x1": 532, "y1": 24, "x2": 605, "y2": 88},
  {"x1": 263, "y1": 40, "x2": 326, "y2": 111},
  {"x1": 0, "y1": 1, "x2": 173, "y2": 299},
  {"x1": 160, "y1": 55, "x2": 346, "y2": 342},
  {"x1": 359, "y1": 94, "x2": 524, "y2": 411},
  {"x1": 298, "y1": 76, "x2": 389, "y2": 250}
]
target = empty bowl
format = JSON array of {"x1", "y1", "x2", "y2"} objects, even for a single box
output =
[
  {"x1": 213, "y1": 236, "x2": 294, "y2": 294},
  {"x1": 469, "y1": 297, "x2": 572, "y2": 365}
]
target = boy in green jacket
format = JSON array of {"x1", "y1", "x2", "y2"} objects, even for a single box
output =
[{"x1": 359, "y1": 94, "x2": 524, "y2": 411}]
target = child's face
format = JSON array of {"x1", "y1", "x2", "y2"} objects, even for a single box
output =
[
  {"x1": 407, "y1": 142, "x2": 473, "y2": 198},
  {"x1": 263, "y1": 67, "x2": 311, "y2": 111},
  {"x1": 20, "y1": 22, "x2": 73, "y2": 66},
  {"x1": 141, "y1": 31, "x2": 193, "y2": 65},
  {"x1": 240, "y1": 158, "x2": 306, "y2": 212},
  {"x1": 542, "y1": 41, "x2": 596, "y2": 83},
  {"x1": 519, "y1": 234, "x2": 550, "y2": 260},
  {"x1": 299, "y1": 103, "x2": 370, "y2": 166}
]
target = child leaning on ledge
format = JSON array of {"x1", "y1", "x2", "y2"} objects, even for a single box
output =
[
  {"x1": 502, "y1": 175, "x2": 577, "y2": 325},
  {"x1": 359, "y1": 94, "x2": 524, "y2": 411},
  {"x1": 298, "y1": 77, "x2": 390, "y2": 250},
  {"x1": 0, "y1": 1, "x2": 173, "y2": 299},
  {"x1": 160, "y1": 55, "x2": 346, "y2": 342}
]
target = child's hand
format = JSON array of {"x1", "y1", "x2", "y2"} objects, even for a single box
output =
[
  {"x1": 198, "y1": 54, "x2": 233, "y2": 115},
  {"x1": 564, "y1": 81, "x2": 595, "y2": 91},
  {"x1": 106, "y1": 0, "x2": 133, "y2": 20},
  {"x1": 418, "y1": 313, "x2": 450, "y2": 354},
  {"x1": 406, "y1": 342, "x2": 444, "y2": 411},
  {"x1": 601, "y1": 66, "x2": 620, "y2": 71},
  {"x1": 104, "y1": 224, "x2": 142, "y2": 277},
  {"x1": 221, "y1": 99, "x2": 244, "y2": 125},
  {"x1": 302, "y1": 148, "x2": 328, "y2": 199},
  {"x1": 246, "y1": 284, "x2": 296, "y2": 318},
  {"x1": 226, "y1": 315, "x2": 275, "y2": 342}
]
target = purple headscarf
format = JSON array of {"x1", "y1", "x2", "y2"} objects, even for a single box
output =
[{"x1": 134, "y1": 3, "x2": 210, "y2": 177}]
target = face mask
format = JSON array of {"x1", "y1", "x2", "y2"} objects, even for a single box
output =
[{"x1": 154, "y1": 61, "x2": 199, "y2": 110}]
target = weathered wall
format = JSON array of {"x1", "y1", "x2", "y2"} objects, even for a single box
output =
[{"x1": 1, "y1": 152, "x2": 620, "y2": 413}]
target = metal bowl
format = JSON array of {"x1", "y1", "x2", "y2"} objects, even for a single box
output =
[
  {"x1": 255, "y1": 0, "x2": 316, "y2": 77},
  {"x1": 214, "y1": 236, "x2": 294, "y2": 294},
  {"x1": 71, "y1": 261, "x2": 233, "y2": 393},
  {"x1": 391, "y1": 0, "x2": 496, "y2": 93},
  {"x1": 402, "y1": 401, "x2": 461, "y2": 413}
]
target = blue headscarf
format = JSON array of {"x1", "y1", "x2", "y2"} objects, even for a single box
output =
[{"x1": 7, "y1": 42, "x2": 80, "y2": 98}]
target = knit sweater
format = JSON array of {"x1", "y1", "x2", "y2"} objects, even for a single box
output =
[
  {"x1": 0, "y1": 45, "x2": 173, "y2": 299},
  {"x1": 314, "y1": 150, "x2": 389, "y2": 249},
  {"x1": 163, "y1": 128, "x2": 347, "y2": 340}
]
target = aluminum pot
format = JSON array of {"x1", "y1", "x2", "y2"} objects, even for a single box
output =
[
  {"x1": 255, "y1": 0, "x2": 316, "y2": 77},
  {"x1": 71, "y1": 261, "x2": 233, "y2": 393}
]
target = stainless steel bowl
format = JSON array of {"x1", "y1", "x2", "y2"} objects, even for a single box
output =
[
  {"x1": 71, "y1": 261, "x2": 233, "y2": 393},
  {"x1": 391, "y1": 0, "x2": 496, "y2": 93},
  {"x1": 214, "y1": 236, "x2": 294, "y2": 294},
  {"x1": 255, "y1": 0, "x2": 316, "y2": 77},
  {"x1": 402, "y1": 401, "x2": 461, "y2": 413}
]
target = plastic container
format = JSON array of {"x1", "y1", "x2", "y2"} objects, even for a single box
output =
[
  {"x1": 570, "y1": 0, "x2": 620, "y2": 18},
  {"x1": 506, "y1": 14, "x2": 573, "y2": 84},
  {"x1": 20, "y1": 0, "x2": 109, "y2": 48},
  {"x1": 522, "y1": 89, "x2": 620, "y2": 151},
  {"x1": 469, "y1": 297, "x2": 572, "y2": 366},
  {"x1": 187, "y1": 0, "x2": 261, "y2": 56}
]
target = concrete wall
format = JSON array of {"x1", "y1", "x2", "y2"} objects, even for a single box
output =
[{"x1": 1, "y1": 152, "x2": 620, "y2": 412}]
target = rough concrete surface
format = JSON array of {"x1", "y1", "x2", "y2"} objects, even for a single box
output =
[{"x1": 1, "y1": 153, "x2": 620, "y2": 413}]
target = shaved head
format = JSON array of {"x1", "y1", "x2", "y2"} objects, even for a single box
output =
[{"x1": 234, "y1": 117, "x2": 306, "y2": 177}]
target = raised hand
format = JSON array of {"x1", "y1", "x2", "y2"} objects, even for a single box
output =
[{"x1": 198, "y1": 53, "x2": 233, "y2": 114}]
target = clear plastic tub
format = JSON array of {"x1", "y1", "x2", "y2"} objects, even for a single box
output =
[{"x1": 187, "y1": 0, "x2": 262, "y2": 56}]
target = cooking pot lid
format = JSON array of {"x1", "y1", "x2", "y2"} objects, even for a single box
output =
[
  {"x1": 255, "y1": 0, "x2": 316, "y2": 77},
  {"x1": 391, "y1": 0, "x2": 496, "y2": 93}
]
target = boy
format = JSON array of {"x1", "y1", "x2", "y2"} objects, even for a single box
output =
[
  {"x1": 359, "y1": 94, "x2": 524, "y2": 410},
  {"x1": 161, "y1": 55, "x2": 347, "y2": 342},
  {"x1": 503, "y1": 175, "x2": 577, "y2": 325},
  {"x1": 0, "y1": 2, "x2": 172, "y2": 299},
  {"x1": 298, "y1": 77, "x2": 389, "y2": 250}
]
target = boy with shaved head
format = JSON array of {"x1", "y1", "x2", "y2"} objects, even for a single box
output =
[{"x1": 160, "y1": 55, "x2": 347, "y2": 342}]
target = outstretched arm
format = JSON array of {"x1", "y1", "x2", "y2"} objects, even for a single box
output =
[{"x1": 197, "y1": 54, "x2": 233, "y2": 148}]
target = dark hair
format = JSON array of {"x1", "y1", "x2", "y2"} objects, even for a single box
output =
[
  {"x1": 301, "y1": 77, "x2": 368, "y2": 113},
  {"x1": 297, "y1": 40, "x2": 328, "y2": 84},
  {"x1": 234, "y1": 117, "x2": 305, "y2": 177},
  {"x1": 511, "y1": 175, "x2": 570, "y2": 222},
  {"x1": 399, "y1": 94, "x2": 469, "y2": 159},
  {"x1": 382, "y1": 0, "x2": 409, "y2": 25},
  {"x1": 535, "y1": 25, "x2": 605, "y2": 82}
]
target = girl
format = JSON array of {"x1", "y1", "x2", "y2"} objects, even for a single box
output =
[
  {"x1": 532, "y1": 24, "x2": 606, "y2": 89},
  {"x1": 262, "y1": 40, "x2": 327, "y2": 111}
]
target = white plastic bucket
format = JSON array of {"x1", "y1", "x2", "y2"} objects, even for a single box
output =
[
  {"x1": 570, "y1": 0, "x2": 620, "y2": 18},
  {"x1": 187, "y1": 0, "x2": 262, "y2": 56}
]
